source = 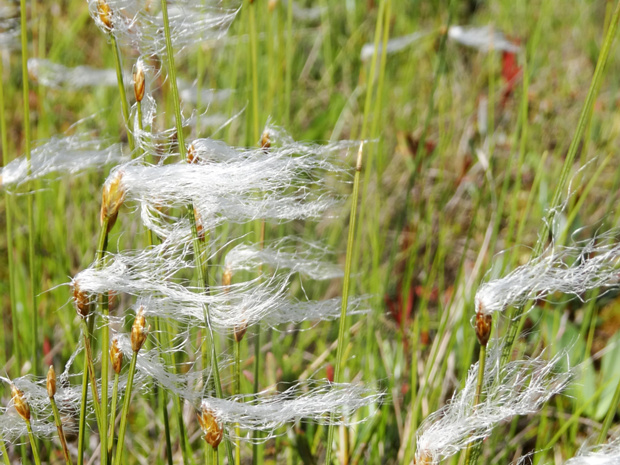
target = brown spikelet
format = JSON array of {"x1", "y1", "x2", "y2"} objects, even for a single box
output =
[
  {"x1": 134, "y1": 62, "x2": 145, "y2": 103},
  {"x1": 194, "y1": 206, "x2": 205, "y2": 242},
  {"x1": 97, "y1": 0, "x2": 113, "y2": 30},
  {"x1": 100, "y1": 170, "x2": 125, "y2": 234},
  {"x1": 131, "y1": 307, "x2": 149, "y2": 352},
  {"x1": 475, "y1": 311, "x2": 492, "y2": 347},
  {"x1": 414, "y1": 452, "x2": 432, "y2": 465},
  {"x1": 11, "y1": 384, "x2": 30, "y2": 422},
  {"x1": 198, "y1": 406, "x2": 224, "y2": 450},
  {"x1": 268, "y1": 0, "x2": 277, "y2": 11},
  {"x1": 234, "y1": 322, "x2": 247, "y2": 343},
  {"x1": 260, "y1": 131, "x2": 271, "y2": 152},
  {"x1": 222, "y1": 267, "x2": 232, "y2": 291},
  {"x1": 110, "y1": 337, "x2": 123, "y2": 374},
  {"x1": 72, "y1": 281, "x2": 90, "y2": 318},
  {"x1": 187, "y1": 143, "x2": 197, "y2": 164},
  {"x1": 47, "y1": 366, "x2": 57, "y2": 398}
]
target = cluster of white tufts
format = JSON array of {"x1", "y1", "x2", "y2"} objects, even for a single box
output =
[
  {"x1": 86, "y1": 0, "x2": 238, "y2": 57},
  {"x1": 0, "y1": 133, "x2": 125, "y2": 190},
  {"x1": 415, "y1": 343, "x2": 571, "y2": 465},
  {"x1": 475, "y1": 232, "x2": 620, "y2": 316}
]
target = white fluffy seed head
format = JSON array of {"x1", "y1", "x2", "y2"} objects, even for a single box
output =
[
  {"x1": 0, "y1": 133, "x2": 125, "y2": 190},
  {"x1": 476, "y1": 234, "x2": 620, "y2": 316},
  {"x1": 447, "y1": 25, "x2": 520, "y2": 53},
  {"x1": 415, "y1": 343, "x2": 571, "y2": 464},
  {"x1": 566, "y1": 434, "x2": 620, "y2": 465},
  {"x1": 199, "y1": 380, "x2": 382, "y2": 442}
]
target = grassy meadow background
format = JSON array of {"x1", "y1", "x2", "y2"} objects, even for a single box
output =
[{"x1": 2, "y1": 0, "x2": 620, "y2": 463}]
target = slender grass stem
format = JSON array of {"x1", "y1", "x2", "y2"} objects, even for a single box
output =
[
  {"x1": 113, "y1": 351, "x2": 138, "y2": 465},
  {"x1": 234, "y1": 339, "x2": 241, "y2": 465},
  {"x1": 96, "y1": 221, "x2": 110, "y2": 465},
  {"x1": 25, "y1": 420, "x2": 41, "y2": 465},
  {"x1": 0, "y1": 41, "x2": 19, "y2": 375},
  {"x1": 110, "y1": 35, "x2": 134, "y2": 151},
  {"x1": 252, "y1": 220, "x2": 265, "y2": 465},
  {"x1": 20, "y1": 0, "x2": 38, "y2": 376},
  {"x1": 77, "y1": 350, "x2": 89, "y2": 465},
  {"x1": 597, "y1": 375, "x2": 620, "y2": 444},
  {"x1": 248, "y1": 0, "x2": 260, "y2": 142},
  {"x1": 107, "y1": 372, "x2": 119, "y2": 457},
  {"x1": 50, "y1": 396, "x2": 73, "y2": 465},
  {"x1": 0, "y1": 434, "x2": 10, "y2": 465},
  {"x1": 324, "y1": 143, "x2": 364, "y2": 465},
  {"x1": 502, "y1": 0, "x2": 620, "y2": 364},
  {"x1": 80, "y1": 318, "x2": 102, "y2": 434},
  {"x1": 463, "y1": 343, "x2": 487, "y2": 465}
]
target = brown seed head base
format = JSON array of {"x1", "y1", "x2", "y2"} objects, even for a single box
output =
[
  {"x1": 97, "y1": 0, "x2": 113, "y2": 30},
  {"x1": 100, "y1": 170, "x2": 126, "y2": 234},
  {"x1": 73, "y1": 281, "x2": 90, "y2": 318},
  {"x1": 261, "y1": 131, "x2": 271, "y2": 152},
  {"x1": 47, "y1": 365, "x2": 57, "y2": 398},
  {"x1": 222, "y1": 267, "x2": 232, "y2": 290},
  {"x1": 194, "y1": 206, "x2": 205, "y2": 242},
  {"x1": 131, "y1": 307, "x2": 149, "y2": 352},
  {"x1": 11, "y1": 384, "x2": 31, "y2": 422},
  {"x1": 197, "y1": 406, "x2": 224, "y2": 450},
  {"x1": 110, "y1": 337, "x2": 124, "y2": 374},
  {"x1": 134, "y1": 65, "x2": 145, "y2": 103},
  {"x1": 187, "y1": 143, "x2": 197, "y2": 164},
  {"x1": 475, "y1": 311, "x2": 492, "y2": 347},
  {"x1": 234, "y1": 321, "x2": 247, "y2": 343}
]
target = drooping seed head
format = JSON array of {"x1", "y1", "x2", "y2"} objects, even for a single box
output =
[
  {"x1": 131, "y1": 307, "x2": 149, "y2": 352},
  {"x1": 72, "y1": 280, "x2": 90, "y2": 318},
  {"x1": 197, "y1": 406, "x2": 223, "y2": 450},
  {"x1": 97, "y1": 0, "x2": 113, "y2": 30},
  {"x1": 134, "y1": 59, "x2": 145, "y2": 103},
  {"x1": 100, "y1": 169, "x2": 125, "y2": 234},
  {"x1": 47, "y1": 365, "x2": 57, "y2": 398},
  {"x1": 110, "y1": 336, "x2": 123, "y2": 374},
  {"x1": 475, "y1": 311, "x2": 492, "y2": 347},
  {"x1": 11, "y1": 384, "x2": 30, "y2": 422}
]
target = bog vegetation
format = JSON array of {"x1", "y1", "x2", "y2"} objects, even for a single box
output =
[{"x1": 2, "y1": 1, "x2": 620, "y2": 464}]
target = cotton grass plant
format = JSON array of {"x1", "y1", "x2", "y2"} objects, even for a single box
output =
[{"x1": 6, "y1": 0, "x2": 620, "y2": 464}]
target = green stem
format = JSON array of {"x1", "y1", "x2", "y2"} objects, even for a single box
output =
[
  {"x1": 598, "y1": 376, "x2": 620, "y2": 444},
  {"x1": 110, "y1": 35, "x2": 134, "y2": 151},
  {"x1": 80, "y1": 319, "x2": 102, "y2": 435},
  {"x1": 113, "y1": 351, "x2": 138, "y2": 465},
  {"x1": 25, "y1": 420, "x2": 41, "y2": 465},
  {"x1": 50, "y1": 396, "x2": 74, "y2": 465},
  {"x1": 0, "y1": 39, "x2": 20, "y2": 375},
  {"x1": 502, "y1": 0, "x2": 620, "y2": 364},
  {"x1": 234, "y1": 340, "x2": 241, "y2": 465},
  {"x1": 252, "y1": 220, "x2": 265, "y2": 465},
  {"x1": 20, "y1": 0, "x2": 38, "y2": 376},
  {"x1": 107, "y1": 373, "x2": 119, "y2": 457},
  {"x1": 248, "y1": 0, "x2": 260, "y2": 141},
  {"x1": 324, "y1": 143, "x2": 364, "y2": 465},
  {"x1": 97, "y1": 223, "x2": 110, "y2": 465},
  {"x1": 463, "y1": 344, "x2": 487, "y2": 465},
  {"x1": 77, "y1": 347, "x2": 89, "y2": 465},
  {"x1": 0, "y1": 433, "x2": 10, "y2": 465}
]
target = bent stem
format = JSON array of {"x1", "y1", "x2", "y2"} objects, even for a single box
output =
[
  {"x1": 50, "y1": 395, "x2": 74, "y2": 465},
  {"x1": 110, "y1": 34, "x2": 134, "y2": 151},
  {"x1": 597, "y1": 376, "x2": 620, "y2": 444},
  {"x1": 107, "y1": 372, "x2": 119, "y2": 457},
  {"x1": 25, "y1": 420, "x2": 41, "y2": 465},
  {"x1": 325, "y1": 143, "x2": 364, "y2": 465},
  {"x1": 113, "y1": 350, "x2": 138, "y2": 465}
]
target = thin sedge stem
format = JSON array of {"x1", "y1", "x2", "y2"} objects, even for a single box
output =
[
  {"x1": 20, "y1": 0, "x2": 38, "y2": 377},
  {"x1": 598, "y1": 377, "x2": 620, "y2": 444},
  {"x1": 234, "y1": 339, "x2": 241, "y2": 465},
  {"x1": 248, "y1": 0, "x2": 259, "y2": 142},
  {"x1": 0, "y1": 40, "x2": 19, "y2": 375},
  {"x1": 324, "y1": 143, "x2": 364, "y2": 465},
  {"x1": 80, "y1": 318, "x2": 102, "y2": 435},
  {"x1": 160, "y1": 1, "x2": 233, "y2": 463},
  {"x1": 463, "y1": 343, "x2": 487, "y2": 465},
  {"x1": 252, "y1": 220, "x2": 266, "y2": 464},
  {"x1": 110, "y1": 34, "x2": 134, "y2": 151},
  {"x1": 113, "y1": 351, "x2": 138, "y2": 465},
  {"x1": 0, "y1": 434, "x2": 10, "y2": 465},
  {"x1": 502, "y1": 0, "x2": 620, "y2": 364},
  {"x1": 50, "y1": 395, "x2": 74, "y2": 465},
  {"x1": 77, "y1": 347, "x2": 89, "y2": 465},
  {"x1": 25, "y1": 420, "x2": 41, "y2": 465},
  {"x1": 96, "y1": 221, "x2": 110, "y2": 465},
  {"x1": 107, "y1": 372, "x2": 119, "y2": 457}
]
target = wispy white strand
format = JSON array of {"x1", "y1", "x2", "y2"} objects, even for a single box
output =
[
  {"x1": 415, "y1": 344, "x2": 571, "y2": 464},
  {"x1": 0, "y1": 3, "x2": 19, "y2": 51},
  {"x1": 566, "y1": 434, "x2": 620, "y2": 465},
  {"x1": 200, "y1": 380, "x2": 382, "y2": 442},
  {"x1": 224, "y1": 237, "x2": 343, "y2": 280},
  {"x1": 87, "y1": 0, "x2": 237, "y2": 57},
  {"x1": 476, "y1": 233, "x2": 620, "y2": 316},
  {"x1": 0, "y1": 133, "x2": 125, "y2": 189},
  {"x1": 448, "y1": 25, "x2": 520, "y2": 53},
  {"x1": 28, "y1": 57, "x2": 129, "y2": 88},
  {"x1": 0, "y1": 413, "x2": 58, "y2": 446},
  {"x1": 360, "y1": 31, "x2": 430, "y2": 61}
]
